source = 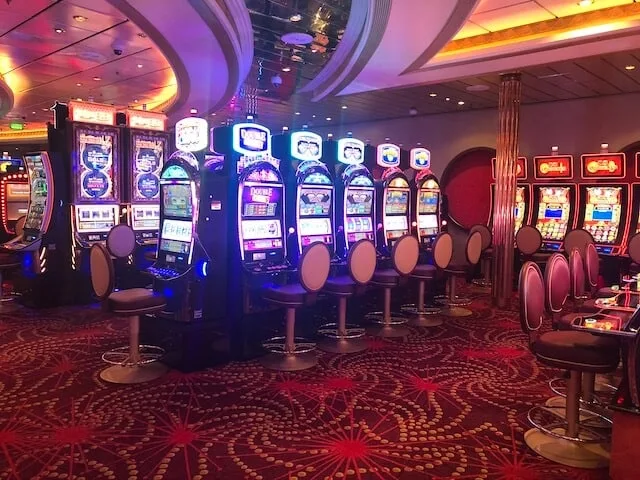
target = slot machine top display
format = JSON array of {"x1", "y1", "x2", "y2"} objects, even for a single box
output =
[
  {"x1": 68, "y1": 101, "x2": 121, "y2": 244},
  {"x1": 378, "y1": 143, "x2": 410, "y2": 243}
]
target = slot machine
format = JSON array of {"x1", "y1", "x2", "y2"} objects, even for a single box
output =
[
  {"x1": 121, "y1": 109, "x2": 168, "y2": 257},
  {"x1": 575, "y1": 146, "x2": 629, "y2": 255},
  {"x1": 488, "y1": 156, "x2": 530, "y2": 236},
  {"x1": 0, "y1": 167, "x2": 29, "y2": 237},
  {"x1": 411, "y1": 147, "x2": 441, "y2": 248},
  {"x1": 1, "y1": 149, "x2": 70, "y2": 307},
  {"x1": 530, "y1": 150, "x2": 577, "y2": 251},
  {"x1": 373, "y1": 143, "x2": 410, "y2": 254},
  {"x1": 630, "y1": 152, "x2": 640, "y2": 239}
]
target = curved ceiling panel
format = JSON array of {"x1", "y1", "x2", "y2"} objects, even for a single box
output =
[{"x1": 0, "y1": 75, "x2": 14, "y2": 118}]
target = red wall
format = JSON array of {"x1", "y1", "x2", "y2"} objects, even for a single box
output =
[{"x1": 441, "y1": 148, "x2": 495, "y2": 229}]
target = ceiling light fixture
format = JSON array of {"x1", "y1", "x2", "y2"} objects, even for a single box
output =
[
  {"x1": 76, "y1": 83, "x2": 82, "y2": 87},
  {"x1": 54, "y1": 27, "x2": 65, "y2": 34},
  {"x1": 429, "y1": 93, "x2": 437, "y2": 97},
  {"x1": 312, "y1": 114, "x2": 316, "y2": 118},
  {"x1": 282, "y1": 66, "x2": 291, "y2": 72},
  {"x1": 73, "y1": 15, "x2": 87, "y2": 22},
  {"x1": 341, "y1": 105, "x2": 347, "y2": 109},
  {"x1": 137, "y1": 64, "x2": 143, "y2": 68},
  {"x1": 92, "y1": 76, "x2": 101, "y2": 81},
  {"x1": 578, "y1": 0, "x2": 594, "y2": 6},
  {"x1": 31, "y1": 111, "x2": 36, "y2": 114},
  {"x1": 190, "y1": 108, "x2": 198, "y2": 114},
  {"x1": 326, "y1": 117, "x2": 332, "y2": 121},
  {"x1": 295, "y1": 112, "x2": 301, "y2": 115},
  {"x1": 133, "y1": 99, "x2": 139, "y2": 103},
  {"x1": 283, "y1": 126, "x2": 289, "y2": 131},
  {"x1": 328, "y1": 133, "x2": 333, "y2": 138},
  {"x1": 211, "y1": 113, "x2": 217, "y2": 116},
  {"x1": 445, "y1": 97, "x2": 451, "y2": 101},
  {"x1": 458, "y1": 101, "x2": 465, "y2": 105},
  {"x1": 625, "y1": 65, "x2": 636, "y2": 70},
  {"x1": 289, "y1": 13, "x2": 302, "y2": 22}
]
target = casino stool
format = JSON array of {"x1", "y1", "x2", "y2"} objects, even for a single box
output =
[
  {"x1": 0, "y1": 215, "x2": 26, "y2": 310},
  {"x1": 563, "y1": 229, "x2": 594, "y2": 259},
  {"x1": 402, "y1": 232, "x2": 453, "y2": 326},
  {"x1": 317, "y1": 239, "x2": 376, "y2": 353},
  {"x1": 261, "y1": 242, "x2": 331, "y2": 370},
  {"x1": 438, "y1": 231, "x2": 482, "y2": 317},
  {"x1": 519, "y1": 261, "x2": 618, "y2": 469},
  {"x1": 516, "y1": 225, "x2": 547, "y2": 264},
  {"x1": 90, "y1": 243, "x2": 168, "y2": 384},
  {"x1": 470, "y1": 224, "x2": 493, "y2": 288},
  {"x1": 366, "y1": 235, "x2": 419, "y2": 338}
]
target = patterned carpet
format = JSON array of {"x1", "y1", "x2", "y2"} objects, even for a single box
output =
[{"x1": 0, "y1": 288, "x2": 611, "y2": 480}]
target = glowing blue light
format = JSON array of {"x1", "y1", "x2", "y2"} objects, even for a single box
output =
[
  {"x1": 163, "y1": 287, "x2": 174, "y2": 298},
  {"x1": 197, "y1": 260, "x2": 209, "y2": 278}
]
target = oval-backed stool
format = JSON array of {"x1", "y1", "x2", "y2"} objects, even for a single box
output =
[
  {"x1": 516, "y1": 225, "x2": 546, "y2": 264},
  {"x1": 317, "y1": 240, "x2": 376, "y2": 353},
  {"x1": 563, "y1": 229, "x2": 594, "y2": 260},
  {"x1": 519, "y1": 261, "x2": 618, "y2": 469},
  {"x1": 0, "y1": 215, "x2": 26, "y2": 311},
  {"x1": 402, "y1": 232, "x2": 453, "y2": 327},
  {"x1": 439, "y1": 231, "x2": 482, "y2": 317},
  {"x1": 107, "y1": 224, "x2": 136, "y2": 259},
  {"x1": 90, "y1": 243, "x2": 168, "y2": 384},
  {"x1": 470, "y1": 224, "x2": 492, "y2": 288},
  {"x1": 365, "y1": 235, "x2": 419, "y2": 338},
  {"x1": 261, "y1": 242, "x2": 331, "y2": 371}
]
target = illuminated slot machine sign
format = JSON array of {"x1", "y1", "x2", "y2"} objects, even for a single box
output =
[
  {"x1": 412, "y1": 147, "x2": 441, "y2": 242},
  {"x1": 233, "y1": 123, "x2": 276, "y2": 173},
  {"x1": 378, "y1": 143, "x2": 409, "y2": 242},
  {"x1": 0, "y1": 173, "x2": 29, "y2": 234},
  {"x1": 491, "y1": 156, "x2": 528, "y2": 234}
]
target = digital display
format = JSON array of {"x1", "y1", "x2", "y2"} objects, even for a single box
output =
[
  {"x1": 162, "y1": 184, "x2": 193, "y2": 218},
  {"x1": 345, "y1": 187, "x2": 373, "y2": 215},
  {"x1": 299, "y1": 218, "x2": 332, "y2": 236},
  {"x1": 418, "y1": 191, "x2": 438, "y2": 214},
  {"x1": 583, "y1": 186, "x2": 622, "y2": 244},
  {"x1": 75, "y1": 205, "x2": 117, "y2": 233},
  {"x1": 241, "y1": 219, "x2": 282, "y2": 240},
  {"x1": 385, "y1": 215, "x2": 408, "y2": 232},
  {"x1": 535, "y1": 187, "x2": 571, "y2": 241},
  {"x1": 131, "y1": 133, "x2": 164, "y2": 201},
  {"x1": 75, "y1": 126, "x2": 118, "y2": 201},
  {"x1": 6, "y1": 183, "x2": 29, "y2": 199},
  {"x1": 299, "y1": 187, "x2": 332, "y2": 216},
  {"x1": 161, "y1": 219, "x2": 192, "y2": 245},
  {"x1": 23, "y1": 154, "x2": 48, "y2": 231},
  {"x1": 346, "y1": 217, "x2": 373, "y2": 233},
  {"x1": 242, "y1": 185, "x2": 281, "y2": 217},
  {"x1": 419, "y1": 215, "x2": 438, "y2": 229},
  {"x1": 385, "y1": 190, "x2": 409, "y2": 214},
  {"x1": 515, "y1": 186, "x2": 526, "y2": 233},
  {"x1": 132, "y1": 205, "x2": 160, "y2": 231}
]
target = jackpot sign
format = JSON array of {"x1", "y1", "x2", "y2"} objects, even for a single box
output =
[
  {"x1": 175, "y1": 117, "x2": 208, "y2": 152},
  {"x1": 291, "y1": 131, "x2": 322, "y2": 161},
  {"x1": 410, "y1": 148, "x2": 431, "y2": 170},
  {"x1": 233, "y1": 123, "x2": 271, "y2": 156},
  {"x1": 376, "y1": 143, "x2": 400, "y2": 168},
  {"x1": 337, "y1": 138, "x2": 365, "y2": 165}
]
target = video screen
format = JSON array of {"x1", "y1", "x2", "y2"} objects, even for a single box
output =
[
  {"x1": 159, "y1": 219, "x2": 192, "y2": 256},
  {"x1": 24, "y1": 154, "x2": 49, "y2": 231},
  {"x1": 385, "y1": 190, "x2": 409, "y2": 215},
  {"x1": 345, "y1": 188, "x2": 373, "y2": 215},
  {"x1": 299, "y1": 218, "x2": 332, "y2": 236},
  {"x1": 162, "y1": 184, "x2": 193, "y2": 218},
  {"x1": 418, "y1": 191, "x2": 439, "y2": 214},
  {"x1": 242, "y1": 185, "x2": 281, "y2": 218},
  {"x1": 299, "y1": 187, "x2": 332, "y2": 216},
  {"x1": 419, "y1": 215, "x2": 438, "y2": 229},
  {"x1": 241, "y1": 219, "x2": 282, "y2": 241},
  {"x1": 535, "y1": 186, "x2": 571, "y2": 241},
  {"x1": 583, "y1": 186, "x2": 622, "y2": 244},
  {"x1": 346, "y1": 217, "x2": 373, "y2": 233},
  {"x1": 132, "y1": 205, "x2": 160, "y2": 231},
  {"x1": 75, "y1": 205, "x2": 117, "y2": 233},
  {"x1": 384, "y1": 215, "x2": 408, "y2": 232}
]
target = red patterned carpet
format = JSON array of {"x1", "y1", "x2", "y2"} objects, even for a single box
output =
[{"x1": 0, "y1": 291, "x2": 610, "y2": 480}]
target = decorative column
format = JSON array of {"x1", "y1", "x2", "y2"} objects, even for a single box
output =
[{"x1": 491, "y1": 72, "x2": 522, "y2": 308}]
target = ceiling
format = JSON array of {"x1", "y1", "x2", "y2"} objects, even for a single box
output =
[{"x1": 0, "y1": 0, "x2": 176, "y2": 130}]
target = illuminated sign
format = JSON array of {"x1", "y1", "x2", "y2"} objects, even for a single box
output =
[
  {"x1": 127, "y1": 110, "x2": 166, "y2": 131},
  {"x1": 581, "y1": 153, "x2": 625, "y2": 179},
  {"x1": 533, "y1": 155, "x2": 573, "y2": 179},
  {"x1": 376, "y1": 143, "x2": 400, "y2": 168},
  {"x1": 291, "y1": 131, "x2": 322, "y2": 161},
  {"x1": 9, "y1": 122, "x2": 23, "y2": 130},
  {"x1": 410, "y1": 148, "x2": 431, "y2": 170},
  {"x1": 175, "y1": 117, "x2": 209, "y2": 152},
  {"x1": 491, "y1": 156, "x2": 527, "y2": 179},
  {"x1": 337, "y1": 138, "x2": 365, "y2": 165},
  {"x1": 69, "y1": 101, "x2": 116, "y2": 126},
  {"x1": 232, "y1": 123, "x2": 271, "y2": 156}
]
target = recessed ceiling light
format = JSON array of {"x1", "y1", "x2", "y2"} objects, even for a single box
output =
[
  {"x1": 31, "y1": 111, "x2": 36, "y2": 114},
  {"x1": 326, "y1": 117, "x2": 332, "y2": 121},
  {"x1": 312, "y1": 114, "x2": 316, "y2": 118},
  {"x1": 133, "y1": 99, "x2": 139, "y2": 103},
  {"x1": 281, "y1": 66, "x2": 291, "y2": 72},
  {"x1": 295, "y1": 112, "x2": 301, "y2": 115},
  {"x1": 42, "y1": 108, "x2": 49, "y2": 112},
  {"x1": 445, "y1": 97, "x2": 450, "y2": 101},
  {"x1": 190, "y1": 108, "x2": 198, "y2": 114},
  {"x1": 76, "y1": 97, "x2": 82, "y2": 101},
  {"x1": 283, "y1": 126, "x2": 289, "y2": 131},
  {"x1": 578, "y1": 0, "x2": 594, "y2": 6},
  {"x1": 137, "y1": 64, "x2": 143, "y2": 68},
  {"x1": 54, "y1": 27, "x2": 65, "y2": 34},
  {"x1": 289, "y1": 13, "x2": 302, "y2": 22},
  {"x1": 92, "y1": 76, "x2": 101, "y2": 81},
  {"x1": 625, "y1": 65, "x2": 636, "y2": 70},
  {"x1": 73, "y1": 15, "x2": 87, "y2": 22},
  {"x1": 76, "y1": 83, "x2": 82, "y2": 87},
  {"x1": 328, "y1": 133, "x2": 333, "y2": 138},
  {"x1": 429, "y1": 93, "x2": 437, "y2": 97},
  {"x1": 458, "y1": 101, "x2": 465, "y2": 105},
  {"x1": 341, "y1": 105, "x2": 347, "y2": 109},
  {"x1": 137, "y1": 32, "x2": 147, "y2": 38},
  {"x1": 211, "y1": 112, "x2": 216, "y2": 116}
]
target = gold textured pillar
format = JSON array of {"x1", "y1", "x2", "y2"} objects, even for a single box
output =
[{"x1": 491, "y1": 72, "x2": 522, "y2": 308}]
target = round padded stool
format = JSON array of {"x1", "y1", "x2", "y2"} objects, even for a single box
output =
[
  {"x1": 318, "y1": 240, "x2": 376, "y2": 353},
  {"x1": 90, "y1": 244, "x2": 168, "y2": 384},
  {"x1": 440, "y1": 231, "x2": 482, "y2": 317},
  {"x1": 470, "y1": 224, "x2": 492, "y2": 288}
]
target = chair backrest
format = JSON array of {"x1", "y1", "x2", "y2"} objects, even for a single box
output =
[
  {"x1": 515, "y1": 226, "x2": 542, "y2": 255},
  {"x1": 347, "y1": 239, "x2": 376, "y2": 285},
  {"x1": 469, "y1": 224, "x2": 492, "y2": 251},
  {"x1": 466, "y1": 231, "x2": 483, "y2": 266},
  {"x1": 563, "y1": 229, "x2": 594, "y2": 260},
  {"x1": 584, "y1": 242, "x2": 599, "y2": 290},
  {"x1": 391, "y1": 234, "x2": 419, "y2": 275},
  {"x1": 299, "y1": 242, "x2": 331, "y2": 293},
  {"x1": 544, "y1": 253, "x2": 570, "y2": 315},
  {"x1": 628, "y1": 232, "x2": 640, "y2": 264},
  {"x1": 15, "y1": 215, "x2": 26, "y2": 236},
  {"x1": 106, "y1": 224, "x2": 137, "y2": 259},
  {"x1": 569, "y1": 248, "x2": 586, "y2": 300},
  {"x1": 90, "y1": 243, "x2": 115, "y2": 301},
  {"x1": 518, "y1": 261, "x2": 545, "y2": 347},
  {"x1": 432, "y1": 232, "x2": 453, "y2": 269}
]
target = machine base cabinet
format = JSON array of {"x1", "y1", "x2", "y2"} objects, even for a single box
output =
[{"x1": 610, "y1": 410, "x2": 640, "y2": 480}]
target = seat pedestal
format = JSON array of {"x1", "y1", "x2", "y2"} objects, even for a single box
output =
[
  {"x1": 260, "y1": 307, "x2": 318, "y2": 371},
  {"x1": 441, "y1": 276, "x2": 473, "y2": 317},
  {"x1": 318, "y1": 297, "x2": 367, "y2": 353},
  {"x1": 366, "y1": 287, "x2": 409, "y2": 338},
  {"x1": 402, "y1": 279, "x2": 442, "y2": 327}
]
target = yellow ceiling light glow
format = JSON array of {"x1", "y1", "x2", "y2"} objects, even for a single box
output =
[
  {"x1": 578, "y1": 0, "x2": 594, "y2": 6},
  {"x1": 625, "y1": 65, "x2": 636, "y2": 70}
]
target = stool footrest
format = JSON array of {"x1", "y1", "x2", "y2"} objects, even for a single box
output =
[
  {"x1": 401, "y1": 304, "x2": 441, "y2": 315},
  {"x1": 262, "y1": 336, "x2": 316, "y2": 355},
  {"x1": 365, "y1": 311, "x2": 408, "y2": 325},
  {"x1": 101, "y1": 345, "x2": 165, "y2": 367},
  {"x1": 318, "y1": 323, "x2": 365, "y2": 339},
  {"x1": 527, "y1": 405, "x2": 611, "y2": 444}
]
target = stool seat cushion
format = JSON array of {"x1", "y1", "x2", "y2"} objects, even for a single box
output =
[
  {"x1": 324, "y1": 276, "x2": 356, "y2": 295},
  {"x1": 0, "y1": 252, "x2": 20, "y2": 268},
  {"x1": 371, "y1": 269, "x2": 400, "y2": 286},
  {"x1": 108, "y1": 288, "x2": 166, "y2": 314},
  {"x1": 263, "y1": 283, "x2": 306, "y2": 305},
  {"x1": 411, "y1": 264, "x2": 436, "y2": 279},
  {"x1": 532, "y1": 330, "x2": 619, "y2": 372}
]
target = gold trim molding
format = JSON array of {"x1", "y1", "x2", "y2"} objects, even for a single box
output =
[{"x1": 0, "y1": 128, "x2": 47, "y2": 142}]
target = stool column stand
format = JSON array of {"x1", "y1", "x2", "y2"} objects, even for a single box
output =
[
  {"x1": 318, "y1": 297, "x2": 367, "y2": 353},
  {"x1": 405, "y1": 279, "x2": 443, "y2": 327},
  {"x1": 442, "y1": 276, "x2": 473, "y2": 317},
  {"x1": 367, "y1": 287, "x2": 410, "y2": 338},
  {"x1": 261, "y1": 307, "x2": 318, "y2": 371}
]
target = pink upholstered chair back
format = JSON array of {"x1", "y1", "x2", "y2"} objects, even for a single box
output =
[
  {"x1": 466, "y1": 231, "x2": 483, "y2": 266},
  {"x1": 347, "y1": 239, "x2": 377, "y2": 285},
  {"x1": 90, "y1": 243, "x2": 115, "y2": 301},
  {"x1": 563, "y1": 229, "x2": 594, "y2": 260},
  {"x1": 299, "y1": 242, "x2": 331, "y2": 293},
  {"x1": 515, "y1": 226, "x2": 542, "y2": 255},
  {"x1": 391, "y1": 234, "x2": 420, "y2": 276},
  {"x1": 569, "y1": 248, "x2": 586, "y2": 301},
  {"x1": 432, "y1": 232, "x2": 453, "y2": 269},
  {"x1": 544, "y1": 253, "x2": 570, "y2": 324},
  {"x1": 469, "y1": 224, "x2": 492, "y2": 251},
  {"x1": 584, "y1": 243, "x2": 599, "y2": 292},
  {"x1": 518, "y1": 261, "x2": 545, "y2": 347}
]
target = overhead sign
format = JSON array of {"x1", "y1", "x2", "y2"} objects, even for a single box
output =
[
  {"x1": 581, "y1": 153, "x2": 625, "y2": 179},
  {"x1": 491, "y1": 156, "x2": 527, "y2": 179},
  {"x1": 69, "y1": 101, "x2": 116, "y2": 126},
  {"x1": 376, "y1": 143, "x2": 400, "y2": 168},
  {"x1": 233, "y1": 123, "x2": 271, "y2": 156},
  {"x1": 175, "y1": 117, "x2": 208, "y2": 152},
  {"x1": 533, "y1": 155, "x2": 573, "y2": 179},
  {"x1": 337, "y1": 138, "x2": 364, "y2": 165},
  {"x1": 291, "y1": 131, "x2": 322, "y2": 162},
  {"x1": 410, "y1": 148, "x2": 431, "y2": 170},
  {"x1": 127, "y1": 109, "x2": 166, "y2": 132}
]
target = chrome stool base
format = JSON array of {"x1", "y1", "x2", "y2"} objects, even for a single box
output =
[
  {"x1": 260, "y1": 336, "x2": 318, "y2": 371},
  {"x1": 100, "y1": 362, "x2": 168, "y2": 384},
  {"x1": 317, "y1": 324, "x2": 367, "y2": 354},
  {"x1": 401, "y1": 303, "x2": 441, "y2": 315},
  {"x1": 101, "y1": 345, "x2": 165, "y2": 366},
  {"x1": 471, "y1": 279, "x2": 492, "y2": 288},
  {"x1": 441, "y1": 306, "x2": 473, "y2": 317},
  {"x1": 365, "y1": 312, "x2": 410, "y2": 337},
  {"x1": 401, "y1": 304, "x2": 443, "y2": 327},
  {"x1": 435, "y1": 295, "x2": 472, "y2": 307}
]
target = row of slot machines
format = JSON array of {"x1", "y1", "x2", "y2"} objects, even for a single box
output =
[
  {"x1": 489, "y1": 148, "x2": 639, "y2": 255},
  {"x1": 144, "y1": 120, "x2": 442, "y2": 332}
]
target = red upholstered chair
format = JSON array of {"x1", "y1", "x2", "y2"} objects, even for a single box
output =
[
  {"x1": 439, "y1": 231, "x2": 482, "y2": 317},
  {"x1": 317, "y1": 239, "x2": 377, "y2": 354},
  {"x1": 261, "y1": 242, "x2": 331, "y2": 371},
  {"x1": 366, "y1": 235, "x2": 420, "y2": 338},
  {"x1": 519, "y1": 261, "x2": 618, "y2": 468},
  {"x1": 515, "y1": 225, "x2": 544, "y2": 262},
  {"x1": 90, "y1": 243, "x2": 168, "y2": 384},
  {"x1": 563, "y1": 229, "x2": 594, "y2": 259},
  {"x1": 402, "y1": 232, "x2": 453, "y2": 326},
  {"x1": 469, "y1": 224, "x2": 492, "y2": 288}
]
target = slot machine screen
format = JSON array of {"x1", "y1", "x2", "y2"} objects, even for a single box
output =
[
  {"x1": 583, "y1": 187, "x2": 622, "y2": 244},
  {"x1": 158, "y1": 219, "x2": 193, "y2": 267},
  {"x1": 345, "y1": 188, "x2": 373, "y2": 215},
  {"x1": 162, "y1": 184, "x2": 193, "y2": 218},
  {"x1": 75, "y1": 205, "x2": 117, "y2": 233},
  {"x1": 131, "y1": 205, "x2": 160, "y2": 231},
  {"x1": 241, "y1": 219, "x2": 283, "y2": 240},
  {"x1": 384, "y1": 215, "x2": 408, "y2": 232},
  {"x1": 535, "y1": 187, "x2": 570, "y2": 241},
  {"x1": 385, "y1": 190, "x2": 409, "y2": 215},
  {"x1": 299, "y1": 187, "x2": 332, "y2": 216},
  {"x1": 23, "y1": 154, "x2": 48, "y2": 232},
  {"x1": 419, "y1": 214, "x2": 438, "y2": 230},
  {"x1": 515, "y1": 186, "x2": 526, "y2": 232},
  {"x1": 418, "y1": 191, "x2": 438, "y2": 214},
  {"x1": 299, "y1": 218, "x2": 333, "y2": 245},
  {"x1": 346, "y1": 217, "x2": 373, "y2": 233},
  {"x1": 241, "y1": 184, "x2": 282, "y2": 218}
]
